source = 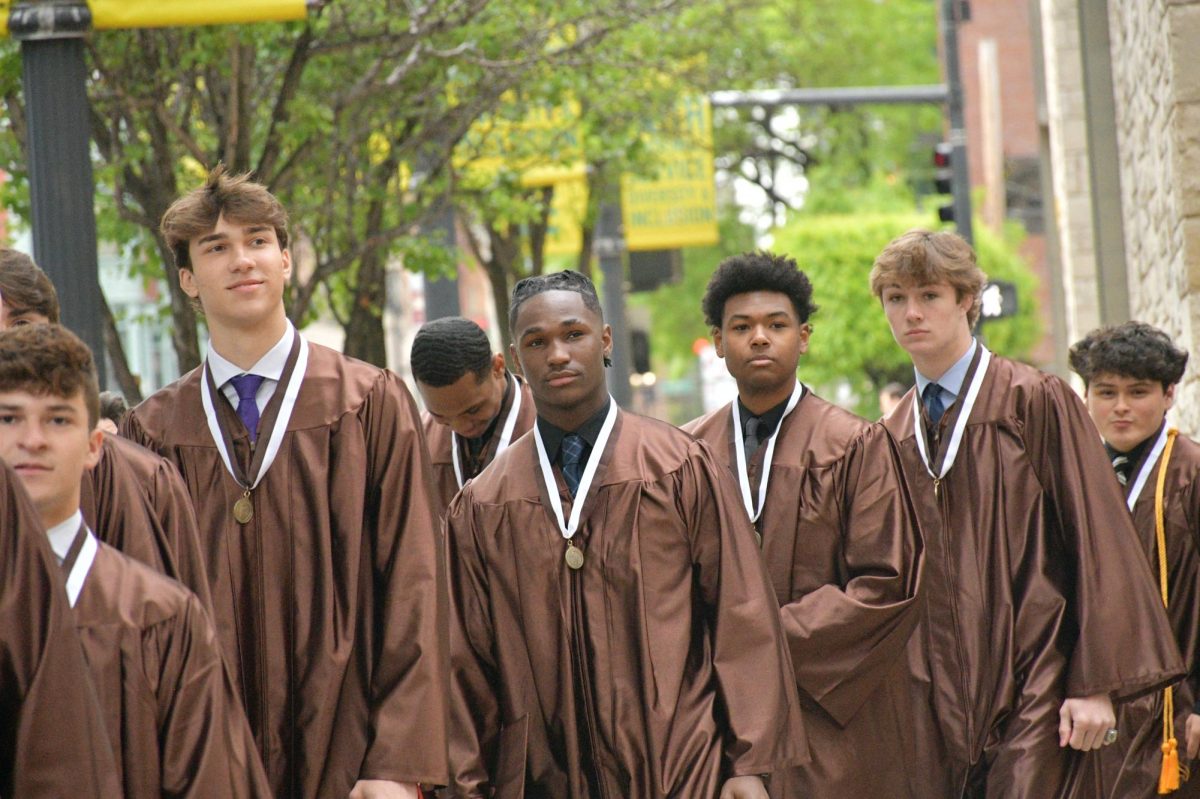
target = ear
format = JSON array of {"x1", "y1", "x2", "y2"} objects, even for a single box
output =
[
  {"x1": 712, "y1": 326, "x2": 725, "y2": 359},
  {"x1": 797, "y1": 322, "x2": 811, "y2": 356},
  {"x1": 491, "y1": 352, "x2": 506, "y2": 378},
  {"x1": 508, "y1": 342, "x2": 523, "y2": 376},
  {"x1": 84, "y1": 427, "x2": 104, "y2": 471},
  {"x1": 280, "y1": 247, "x2": 293, "y2": 282},
  {"x1": 602, "y1": 323, "x2": 613, "y2": 359},
  {"x1": 179, "y1": 267, "x2": 199, "y2": 299},
  {"x1": 1165, "y1": 383, "x2": 1177, "y2": 411}
]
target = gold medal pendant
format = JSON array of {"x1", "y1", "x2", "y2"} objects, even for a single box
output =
[
  {"x1": 233, "y1": 492, "x2": 253, "y2": 524},
  {"x1": 564, "y1": 541, "x2": 585, "y2": 570}
]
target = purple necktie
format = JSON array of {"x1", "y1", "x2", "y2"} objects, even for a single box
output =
[{"x1": 229, "y1": 373, "x2": 265, "y2": 442}]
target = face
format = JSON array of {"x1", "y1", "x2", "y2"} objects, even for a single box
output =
[
  {"x1": 0, "y1": 388, "x2": 102, "y2": 527},
  {"x1": 880, "y1": 280, "x2": 973, "y2": 365},
  {"x1": 418, "y1": 354, "x2": 508, "y2": 438},
  {"x1": 0, "y1": 303, "x2": 50, "y2": 330},
  {"x1": 1085, "y1": 372, "x2": 1174, "y2": 453},
  {"x1": 713, "y1": 291, "x2": 808, "y2": 396},
  {"x1": 180, "y1": 213, "x2": 291, "y2": 331},
  {"x1": 510, "y1": 290, "x2": 612, "y2": 424}
]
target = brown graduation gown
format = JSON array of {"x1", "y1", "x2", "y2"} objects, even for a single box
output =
[
  {"x1": 80, "y1": 433, "x2": 213, "y2": 612},
  {"x1": 685, "y1": 391, "x2": 925, "y2": 796},
  {"x1": 0, "y1": 462, "x2": 120, "y2": 798},
  {"x1": 882, "y1": 352, "x2": 1184, "y2": 798},
  {"x1": 1081, "y1": 432, "x2": 1200, "y2": 798},
  {"x1": 445, "y1": 410, "x2": 807, "y2": 798},
  {"x1": 122, "y1": 341, "x2": 449, "y2": 797},
  {"x1": 423, "y1": 373, "x2": 537, "y2": 516},
  {"x1": 73, "y1": 538, "x2": 272, "y2": 798}
]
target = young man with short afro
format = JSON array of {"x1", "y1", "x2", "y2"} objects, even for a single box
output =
[{"x1": 684, "y1": 250, "x2": 924, "y2": 797}]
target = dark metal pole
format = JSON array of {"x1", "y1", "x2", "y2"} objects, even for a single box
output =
[
  {"x1": 940, "y1": 0, "x2": 974, "y2": 245},
  {"x1": 14, "y1": 3, "x2": 106, "y2": 385},
  {"x1": 596, "y1": 202, "x2": 631, "y2": 408}
]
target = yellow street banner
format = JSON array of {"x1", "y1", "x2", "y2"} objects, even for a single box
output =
[
  {"x1": 89, "y1": 0, "x2": 307, "y2": 30},
  {"x1": 542, "y1": 176, "x2": 588, "y2": 257},
  {"x1": 457, "y1": 98, "x2": 585, "y2": 190},
  {"x1": 620, "y1": 96, "x2": 719, "y2": 252}
]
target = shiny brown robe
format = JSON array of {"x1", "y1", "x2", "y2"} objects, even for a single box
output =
[
  {"x1": 423, "y1": 373, "x2": 537, "y2": 516},
  {"x1": 685, "y1": 391, "x2": 924, "y2": 797},
  {"x1": 80, "y1": 433, "x2": 213, "y2": 611},
  {"x1": 445, "y1": 410, "x2": 807, "y2": 798},
  {"x1": 1080, "y1": 432, "x2": 1200, "y2": 798},
  {"x1": 0, "y1": 462, "x2": 120, "y2": 799},
  {"x1": 74, "y1": 540, "x2": 271, "y2": 798},
  {"x1": 123, "y1": 342, "x2": 449, "y2": 798},
  {"x1": 882, "y1": 353, "x2": 1184, "y2": 798}
]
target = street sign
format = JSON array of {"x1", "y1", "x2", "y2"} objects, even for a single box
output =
[
  {"x1": 979, "y1": 280, "x2": 1018, "y2": 320},
  {"x1": 2, "y1": 0, "x2": 308, "y2": 35}
]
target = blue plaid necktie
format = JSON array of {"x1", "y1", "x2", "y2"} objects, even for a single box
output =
[
  {"x1": 561, "y1": 434, "x2": 586, "y2": 497},
  {"x1": 229, "y1": 373, "x2": 265, "y2": 442},
  {"x1": 922, "y1": 382, "x2": 946, "y2": 427}
]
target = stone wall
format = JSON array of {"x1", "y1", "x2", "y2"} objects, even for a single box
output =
[
  {"x1": 1039, "y1": 0, "x2": 1101, "y2": 349},
  {"x1": 1107, "y1": 0, "x2": 1200, "y2": 433}
]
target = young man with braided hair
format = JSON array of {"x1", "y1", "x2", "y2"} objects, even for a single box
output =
[
  {"x1": 684, "y1": 251, "x2": 924, "y2": 796},
  {"x1": 411, "y1": 317, "x2": 535, "y2": 516},
  {"x1": 123, "y1": 167, "x2": 447, "y2": 798},
  {"x1": 0, "y1": 322, "x2": 270, "y2": 797},
  {"x1": 0, "y1": 246, "x2": 212, "y2": 611},
  {"x1": 871, "y1": 229, "x2": 1182, "y2": 797},
  {"x1": 444, "y1": 269, "x2": 805, "y2": 797},
  {"x1": 1070, "y1": 322, "x2": 1200, "y2": 797}
]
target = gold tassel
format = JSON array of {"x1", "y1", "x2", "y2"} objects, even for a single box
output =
[{"x1": 1160, "y1": 738, "x2": 1180, "y2": 794}]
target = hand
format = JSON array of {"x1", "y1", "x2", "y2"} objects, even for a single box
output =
[
  {"x1": 719, "y1": 775, "x2": 769, "y2": 799},
  {"x1": 1058, "y1": 693, "x2": 1116, "y2": 750},
  {"x1": 1186, "y1": 713, "x2": 1200, "y2": 759},
  {"x1": 348, "y1": 780, "x2": 421, "y2": 799}
]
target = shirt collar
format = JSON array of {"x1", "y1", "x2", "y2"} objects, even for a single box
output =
[
  {"x1": 736, "y1": 393, "x2": 792, "y2": 440},
  {"x1": 46, "y1": 509, "x2": 84, "y2": 564},
  {"x1": 537, "y1": 396, "x2": 612, "y2": 462},
  {"x1": 914, "y1": 338, "x2": 977, "y2": 401},
  {"x1": 207, "y1": 320, "x2": 294, "y2": 388}
]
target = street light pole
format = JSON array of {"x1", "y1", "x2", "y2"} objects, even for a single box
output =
[
  {"x1": 11, "y1": 2, "x2": 107, "y2": 385},
  {"x1": 940, "y1": 0, "x2": 974, "y2": 245}
]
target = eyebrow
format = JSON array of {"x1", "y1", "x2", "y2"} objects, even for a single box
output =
[
  {"x1": 727, "y1": 311, "x2": 790, "y2": 321},
  {"x1": 195, "y1": 225, "x2": 271, "y2": 246}
]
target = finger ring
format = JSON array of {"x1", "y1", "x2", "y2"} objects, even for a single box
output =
[{"x1": 1103, "y1": 728, "x2": 1119, "y2": 746}]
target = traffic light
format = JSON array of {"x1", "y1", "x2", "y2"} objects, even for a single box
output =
[{"x1": 933, "y1": 142, "x2": 955, "y2": 223}]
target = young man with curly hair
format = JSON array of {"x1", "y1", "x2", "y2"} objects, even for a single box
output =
[
  {"x1": 0, "y1": 323, "x2": 270, "y2": 797},
  {"x1": 123, "y1": 167, "x2": 447, "y2": 799},
  {"x1": 871, "y1": 229, "x2": 1181, "y2": 797},
  {"x1": 683, "y1": 251, "x2": 924, "y2": 796},
  {"x1": 0, "y1": 246, "x2": 212, "y2": 611},
  {"x1": 1070, "y1": 322, "x2": 1200, "y2": 797},
  {"x1": 410, "y1": 317, "x2": 536, "y2": 515},
  {"x1": 444, "y1": 270, "x2": 805, "y2": 798}
]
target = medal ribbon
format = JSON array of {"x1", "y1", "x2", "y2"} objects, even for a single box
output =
[
  {"x1": 913, "y1": 345, "x2": 992, "y2": 480},
  {"x1": 451, "y1": 375, "x2": 524, "y2": 489},
  {"x1": 201, "y1": 326, "x2": 308, "y2": 492},
  {"x1": 60, "y1": 522, "x2": 98, "y2": 608},
  {"x1": 731, "y1": 381, "x2": 804, "y2": 522},
  {"x1": 533, "y1": 397, "x2": 618, "y2": 540},
  {"x1": 1125, "y1": 423, "x2": 1171, "y2": 511}
]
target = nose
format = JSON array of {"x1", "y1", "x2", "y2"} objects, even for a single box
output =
[
  {"x1": 904, "y1": 298, "x2": 923, "y2": 323},
  {"x1": 1113, "y1": 393, "x2": 1130, "y2": 413},
  {"x1": 546, "y1": 338, "x2": 570, "y2": 366},
  {"x1": 750, "y1": 324, "x2": 770, "y2": 346},
  {"x1": 230, "y1": 245, "x2": 254, "y2": 270},
  {"x1": 20, "y1": 421, "x2": 47, "y2": 451}
]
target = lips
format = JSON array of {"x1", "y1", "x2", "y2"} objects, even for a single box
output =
[
  {"x1": 11, "y1": 462, "x2": 50, "y2": 474},
  {"x1": 748, "y1": 356, "x2": 775, "y2": 367},
  {"x1": 229, "y1": 279, "x2": 264, "y2": 291},
  {"x1": 547, "y1": 372, "x2": 579, "y2": 388}
]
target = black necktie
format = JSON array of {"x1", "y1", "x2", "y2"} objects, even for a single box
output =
[
  {"x1": 561, "y1": 434, "x2": 586, "y2": 497},
  {"x1": 744, "y1": 416, "x2": 762, "y2": 462},
  {"x1": 923, "y1": 382, "x2": 946, "y2": 427}
]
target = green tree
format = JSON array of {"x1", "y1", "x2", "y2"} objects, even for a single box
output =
[{"x1": 1, "y1": 0, "x2": 701, "y2": 384}]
